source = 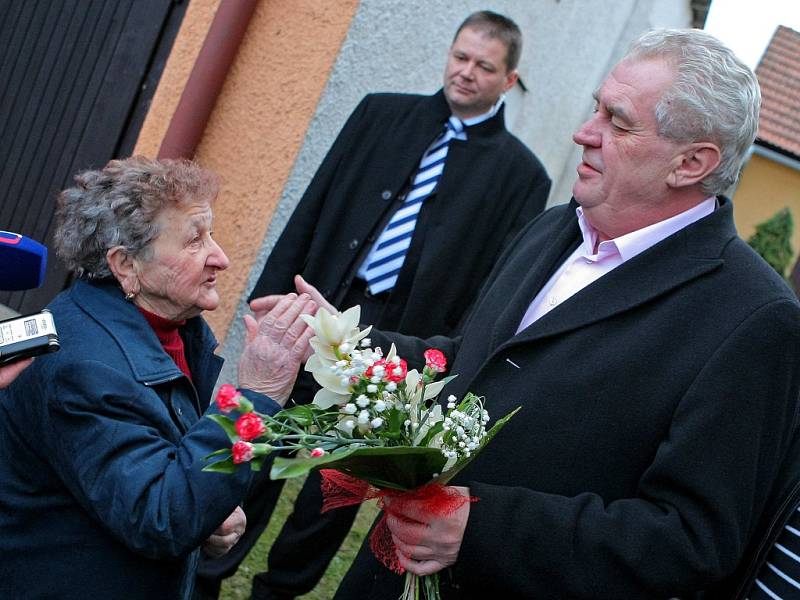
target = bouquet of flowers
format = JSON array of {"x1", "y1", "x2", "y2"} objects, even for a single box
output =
[{"x1": 203, "y1": 306, "x2": 518, "y2": 600}]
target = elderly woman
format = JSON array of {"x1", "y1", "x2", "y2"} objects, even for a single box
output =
[{"x1": 0, "y1": 157, "x2": 315, "y2": 599}]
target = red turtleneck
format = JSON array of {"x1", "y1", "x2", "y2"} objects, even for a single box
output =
[{"x1": 136, "y1": 307, "x2": 192, "y2": 381}]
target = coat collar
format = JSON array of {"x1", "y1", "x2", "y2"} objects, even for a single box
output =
[
  {"x1": 69, "y1": 279, "x2": 220, "y2": 388},
  {"x1": 492, "y1": 196, "x2": 737, "y2": 353}
]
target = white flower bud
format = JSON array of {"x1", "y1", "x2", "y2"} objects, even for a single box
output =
[
  {"x1": 360, "y1": 338, "x2": 371, "y2": 347},
  {"x1": 367, "y1": 384, "x2": 378, "y2": 393},
  {"x1": 374, "y1": 400, "x2": 386, "y2": 412},
  {"x1": 386, "y1": 382, "x2": 397, "y2": 392},
  {"x1": 371, "y1": 417, "x2": 383, "y2": 428},
  {"x1": 342, "y1": 419, "x2": 355, "y2": 432},
  {"x1": 356, "y1": 395, "x2": 370, "y2": 408},
  {"x1": 404, "y1": 419, "x2": 411, "y2": 427},
  {"x1": 448, "y1": 395, "x2": 457, "y2": 403},
  {"x1": 357, "y1": 410, "x2": 370, "y2": 425},
  {"x1": 342, "y1": 403, "x2": 357, "y2": 414}
]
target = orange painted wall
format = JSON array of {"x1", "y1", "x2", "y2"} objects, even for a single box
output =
[
  {"x1": 733, "y1": 153, "x2": 800, "y2": 267},
  {"x1": 134, "y1": 0, "x2": 360, "y2": 341}
]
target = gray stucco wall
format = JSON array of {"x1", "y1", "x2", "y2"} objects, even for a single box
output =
[{"x1": 218, "y1": 0, "x2": 692, "y2": 386}]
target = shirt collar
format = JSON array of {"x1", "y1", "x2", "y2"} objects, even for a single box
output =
[
  {"x1": 460, "y1": 95, "x2": 505, "y2": 128},
  {"x1": 576, "y1": 196, "x2": 717, "y2": 262}
]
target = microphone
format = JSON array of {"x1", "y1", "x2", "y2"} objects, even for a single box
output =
[{"x1": 0, "y1": 231, "x2": 48, "y2": 291}]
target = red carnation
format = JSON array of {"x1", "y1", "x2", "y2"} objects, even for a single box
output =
[
  {"x1": 424, "y1": 349, "x2": 447, "y2": 373},
  {"x1": 367, "y1": 358, "x2": 408, "y2": 383},
  {"x1": 364, "y1": 358, "x2": 386, "y2": 379},
  {"x1": 385, "y1": 358, "x2": 407, "y2": 382},
  {"x1": 216, "y1": 384, "x2": 242, "y2": 413},
  {"x1": 235, "y1": 412, "x2": 267, "y2": 441},
  {"x1": 232, "y1": 441, "x2": 255, "y2": 464}
]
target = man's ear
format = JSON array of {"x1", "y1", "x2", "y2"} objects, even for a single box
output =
[
  {"x1": 502, "y1": 69, "x2": 519, "y2": 93},
  {"x1": 106, "y1": 246, "x2": 139, "y2": 295},
  {"x1": 667, "y1": 142, "x2": 721, "y2": 189}
]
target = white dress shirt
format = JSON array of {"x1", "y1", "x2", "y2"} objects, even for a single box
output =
[{"x1": 516, "y1": 197, "x2": 717, "y2": 334}]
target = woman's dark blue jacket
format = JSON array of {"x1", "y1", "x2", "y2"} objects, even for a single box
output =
[{"x1": 0, "y1": 279, "x2": 280, "y2": 599}]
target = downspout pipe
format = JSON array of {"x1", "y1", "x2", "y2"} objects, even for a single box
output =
[{"x1": 158, "y1": 0, "x2": 259, "y2": 159}]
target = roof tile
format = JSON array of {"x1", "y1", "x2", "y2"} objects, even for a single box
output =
[{"x1": 755, "y1": 25, "x2": 800, "y2": 159}]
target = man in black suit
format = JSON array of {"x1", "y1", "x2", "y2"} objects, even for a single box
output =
[
  {"x1": 194, "y1": 11, "x2": 550, "y2": 600},
  {"x1": 287, "y1": 28, "x2": 800, "y2": 599}
]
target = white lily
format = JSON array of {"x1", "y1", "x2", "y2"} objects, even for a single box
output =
[
  {"x1": 301, "y1": 306, "x2": 372, "y2": 362},
  {"x1": 312, "y1": 387, "x2": 349, "y2": 409},
  {"x1": 413, "y1": 403, "x2": 443, "y2": 446}
]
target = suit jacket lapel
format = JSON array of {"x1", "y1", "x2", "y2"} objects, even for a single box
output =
[{"x1": 489, "y1": 203, "x2": 583, "y2": 351}]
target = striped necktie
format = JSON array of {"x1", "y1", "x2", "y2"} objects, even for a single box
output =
[{"x1": 362, "y1": 116, "x2": 464, "y2": 295}]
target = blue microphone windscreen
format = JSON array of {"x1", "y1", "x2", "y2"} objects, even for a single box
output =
[{"x1": 0, "y1": 231, "x2": 48, "y2": 291}]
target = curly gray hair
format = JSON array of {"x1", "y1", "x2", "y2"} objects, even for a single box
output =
[
  {"x1": 53, "y1": 156, "x2": 220, "y2": 278},
  {"x1": 625, "y1": 28, "x2": 761, "y2": 196}
]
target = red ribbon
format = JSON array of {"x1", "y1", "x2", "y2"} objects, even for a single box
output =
[{"x1": 319, "y1": 469, "x2": 476, "y2": 574}]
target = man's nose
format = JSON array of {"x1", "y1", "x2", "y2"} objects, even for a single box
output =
[{"x1": 573, "y1": 117, "x2": 600, "y2": 147}]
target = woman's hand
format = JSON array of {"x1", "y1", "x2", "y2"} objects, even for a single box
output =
[
  {"x1": 202, "y1": 506, "x2": 246, "y2": 558},
  {"x1": 237, "y1": 292, "x2": 317, "y2": 405},
  {"x1": 0, "y1": 358, "x2": 33, "y2": 389},
  {"x1": 249, "y1": 275, "x2": 335, "y2": 363}
]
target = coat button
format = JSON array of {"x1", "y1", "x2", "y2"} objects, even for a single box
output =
[
  {"x1": 381, "y1": 190, "x2": 392, "y2": 200},
  {"x1": 323, "y1": 289, "x2": 332, "y2": 298},
  {"x1": 348, "y1": 239, "x2": 359, "y2": 250}
]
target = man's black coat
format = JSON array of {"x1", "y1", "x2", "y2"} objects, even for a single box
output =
[
  {"x1": 250, "y1": 90, "x2": 551, "y2": 337},
  {"x1": 336, "y1": 198, "x2": 800, "y2": 599}
]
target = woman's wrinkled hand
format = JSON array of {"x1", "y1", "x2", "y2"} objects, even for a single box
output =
[
  {"x1": 237, "y1": 292, "x2": 317, "y2": 405},
  {"x1": 202, "y1": 505, "x2": 246, "y2": 558},
  {"x1": 249, "y1": 276, "x2": 335, "y2": 363}
]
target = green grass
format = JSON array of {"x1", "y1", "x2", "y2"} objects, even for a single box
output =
[{"x1": 220, "y1": 475, "x2": 379, "y2": 600}]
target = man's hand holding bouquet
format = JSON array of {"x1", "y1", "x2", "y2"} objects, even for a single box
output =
[{"x1": 204, "y1": 306, "x2": 518, "y2": 599}]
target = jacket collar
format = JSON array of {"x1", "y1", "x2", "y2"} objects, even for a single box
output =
[
  {"x1": 492, "y1": 196, "x2": 737, "y2": 353},
  {"x1": 69, "y1": 279, "x2": 220, "y2": 387}
]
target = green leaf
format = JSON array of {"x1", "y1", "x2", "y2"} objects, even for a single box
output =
[
  {"x1": 417, "y1": 421, "x2": 444, "y2": 448},
  {"x1": 203, "y1": 448, "x2": 232, "y2": 460},
  {"x1": 271, "y1": 445, "x2": 448, "y2": 490},
  {"x1": 202, "y1": 457, "x2": 237, "y2": 473},
  {"x1": 206, "y1": 413, "x2": 238, "y2": 443},
  {"x1": 277, "y1": 404, "x2": 322, "y2": 427}
]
